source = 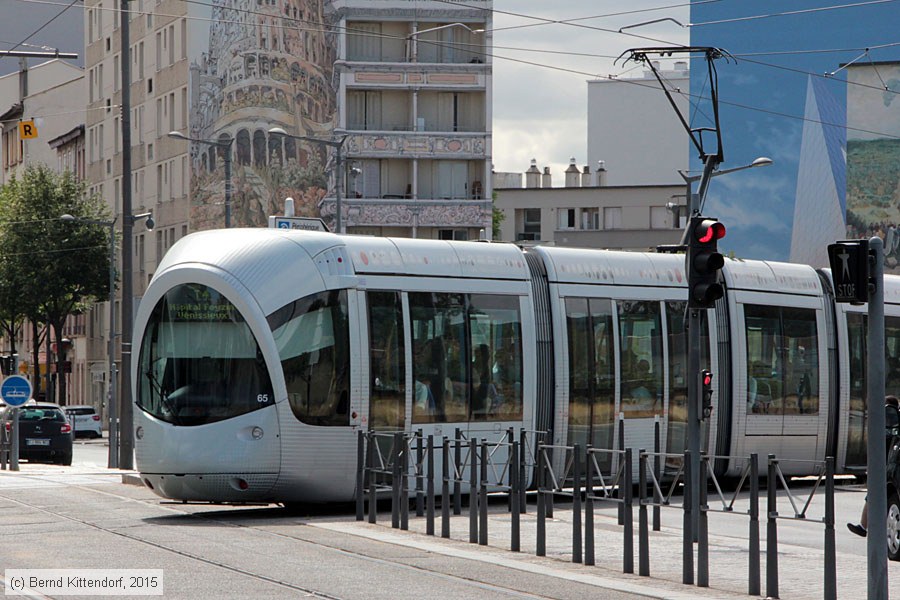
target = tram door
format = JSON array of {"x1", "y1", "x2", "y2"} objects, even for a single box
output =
[
  {"x1": 367, "y1": 291, "x2": 406, "y2": 433},
  {"x1": 663, "y1": 302, "x2": 712, "y2": 468},
  {"x1": 741, "y1": 299, "x2": 824, "y2": 467},
  {"x1": 844, "y1": 313, "x2": 900, "y2": 469},
  {"x1": 565, "y1": 298, "x2": 616, "y2": 471}
]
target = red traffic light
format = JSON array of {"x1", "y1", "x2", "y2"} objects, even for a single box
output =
[
  {"x1": 696, "y1": 220, "x2": 726, "y2": 244},
  {"x1": 703, "y1": 372, "x2": 712, "y2": 386}
]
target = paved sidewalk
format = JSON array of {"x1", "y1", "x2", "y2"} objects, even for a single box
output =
[{"x1": 337, "y1": 488, "x2": 887, "y2": 600}]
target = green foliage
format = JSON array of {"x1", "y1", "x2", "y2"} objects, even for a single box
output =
[
  {"x1": 0, "y1": 164, "x2": 111, "y2": 400},
  {"x1": 492, "y1": 191, "x2": 504, "y2": 241}
]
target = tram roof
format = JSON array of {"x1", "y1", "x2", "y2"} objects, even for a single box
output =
[
  {"x1": 532, "y1": 246, "x2": 688, "y2": 288},
  {"x1": 157, "y1": 229, "x2": 531, "y2": 283},
  {"x1": 341, "y1": 235, "x2": 530, "y2": 279},
  {"x1": 723, "y1": 258, "x2": 822, "y2": 295}
]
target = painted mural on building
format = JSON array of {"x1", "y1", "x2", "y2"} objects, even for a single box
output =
[
  {"x1": 846, "y1": 62, "x2": 900, "y2": 273},
  {"x1": 188, "y1": 0, "x2": 337, "y2": 229}
]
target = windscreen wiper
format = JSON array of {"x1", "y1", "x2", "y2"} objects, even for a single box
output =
[{"x1": 144, "y1": 370, "x2": 182, "y2": 426}]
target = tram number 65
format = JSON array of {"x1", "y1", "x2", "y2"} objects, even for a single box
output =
[{"x1": 257, "y1": 394, "x2": 270, "y2": 404}]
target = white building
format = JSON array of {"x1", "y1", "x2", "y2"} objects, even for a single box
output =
[
  {"x1": 587, "y1": 62, "x2": 689, "y2": 187},
  {"x1": 495, "y1": 159, "x2": 684, "y2": 250},
  {"x1": 0, "y1": 60, "x2": 84, "y2": 184}
]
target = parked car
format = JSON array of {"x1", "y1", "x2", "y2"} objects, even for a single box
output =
[
  {"x1": 64, "y1": 405, "x2": 102, "y2": 439},
  {"x1": 1, "y1": 402, "x2": 73, "y2": 465}
]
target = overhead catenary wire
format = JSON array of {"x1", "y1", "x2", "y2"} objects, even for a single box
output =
[
  {"x1": 5, "y1": 0, "x2": 899, "y2": 141},
  {"x1": 7, "y1": 0, "x2": 80, "y2": 55}
]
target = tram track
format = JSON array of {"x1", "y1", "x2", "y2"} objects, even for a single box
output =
[{"x1": 0, "y1": 484, "x2": 579, "y2": 600}]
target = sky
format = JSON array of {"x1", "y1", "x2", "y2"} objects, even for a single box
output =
[{"x1": 490, "y1": 1, "x2": 690, "y2": 178}]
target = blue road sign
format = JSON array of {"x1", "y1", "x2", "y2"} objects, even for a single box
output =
[{"x1": 1, "y1": 375, "x2": 32, "y2": 407}]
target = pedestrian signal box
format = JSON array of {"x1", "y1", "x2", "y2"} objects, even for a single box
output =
[{"x1": 827, "y1": 240, "x2": 869, "y2": 304}]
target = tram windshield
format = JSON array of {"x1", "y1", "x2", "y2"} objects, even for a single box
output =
[{"x1": 137, "y1": 283, "x2": 275, "y2": 426}]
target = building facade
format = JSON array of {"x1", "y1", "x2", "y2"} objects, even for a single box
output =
[
  {"x1": 67, "y1": 0, "x2": 493, "y2": 409},
  {"x1": 587, "y1": 62, "x2": 689, "y2": 188},
  {"x1": 495, "y1": 160, "x2": 684, "y2": 250}
]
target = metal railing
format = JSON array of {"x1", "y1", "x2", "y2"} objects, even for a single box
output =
[{"x1": 354, "y1": 429, "x2": 837, "y2": 600}]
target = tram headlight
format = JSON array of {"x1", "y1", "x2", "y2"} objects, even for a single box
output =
[{"x1": 251, "y1": 426, "x2": 264, "y2": 440}]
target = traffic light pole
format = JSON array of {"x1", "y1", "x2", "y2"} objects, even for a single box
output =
[
  {"x1": 687, "y1": 308, "x2": 701, "y2": 543},
  {"x1": 685, "y1": 154, "x2": 720, "y2": 545}
]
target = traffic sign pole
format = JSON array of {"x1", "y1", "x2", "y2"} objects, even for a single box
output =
[{"x1": 2, "y1": 375, "x2": 35, "y2": 472}]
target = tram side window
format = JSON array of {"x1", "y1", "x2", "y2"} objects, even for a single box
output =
[
  {"x1": 666, "y1": 302, "x2": 710, "y2": 426},
  {"x1": 565, "y1": 297, "x2": 615, "y2": 455},
  {"x1": 368, "y1": 291, "x2": 405, "y2": 430},
  {"x1": 887, "y1": 317, "x2": 900, "y2": 396},
  {"x1": 618, "y1": 300, "x2": 664, "y2": 418},
  {"x1": 469, "y1": 294, "x2": 523, "y2": 421},
  {"x1": 744, "y1": 305, "x2": 818, "y2": 416},
  {"x1": 410, "y1": 293, "x2": 467, "y2": 424},
  {"x1": 408, "y1": 292, "x2": 523, "y2": 424},
  {"x1": 269, "y1": 290, "x2": 350, "y2": 426}
]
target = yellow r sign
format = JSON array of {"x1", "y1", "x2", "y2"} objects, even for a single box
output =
[{"x1": 18, "y1": 120, "x2": 37, "y2": 139}]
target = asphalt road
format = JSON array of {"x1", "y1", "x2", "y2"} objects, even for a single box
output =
[
  {"x1": 0, "y1": 438, "x2": 894, "y2": 600},
  {"x1": 0, "y1": 440, "x2": 659, "y2": 600}
]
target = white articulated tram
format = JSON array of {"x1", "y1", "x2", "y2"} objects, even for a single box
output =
[{"x1": 133, "y1": 229, "x2": 900, "y2": 504}]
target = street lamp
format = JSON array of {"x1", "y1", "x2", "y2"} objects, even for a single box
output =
[
  {"x1": 678, "y1": 156, "x2": 773, "y2": 216},
  {"x1": 268, "y1": 127, "x2": 347, "y2": 233},
  {"x1": 60, "y1": 214, "x2": 116, "y2": 467},
  {"x1": 406, "y1": 23, "x2": 484, "y2": 62},
  {"x1": 59, "y1": 213, "x2": 118, "y2": 468},
  {"x1": 168, "y1": 131, "x2": 234, "y2": 228}
]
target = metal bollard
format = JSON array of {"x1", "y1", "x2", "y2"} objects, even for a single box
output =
[
  {"x1": 469, "y1": 438, "x2": 478, "y2": 543},
  {"x1": 623, "y1": 447, "x2": 634, "y2": 574},
  {"x1": 368, "y1": 432, "x2": 377, "y2": 524},
  {"x1": 507, "y1": 427, "x2": 515, "y2": 513},
  {"x1": 573, "y1": 444, "x2": 582, "y2": 564},
  {"x1": 682, "y1": 451, "x2": 694, "y2": 585},
  {"x1": 537, "y1": 445, "x2": 546, "y2": 557},
  {"x1": 698, "y1": 455, "x2": 709, "y2": 588},
  {"x1": 618, "y1": 416, "x2": 625, "y2": 525},
  {"x1": 479, "y1": 440, "x2": 488, "y2": 546},
  {"x1": 392, "y1": 433, "x2": 401, "y2": 529},
  {"x1": 766, "y1": 454, "x2": 779, "y2": 599},
  {"x1": 401, "y1": 438, "x2": 409, "y2": 531},
  {"x1": 584, "y1": 446, "x2": 595, "y2": 567},
  {"x1": 416, "y1": 430, "x2": 424, "y2": 517},
  {"x1": 639, "y1": 450, "x2": 649, "y2": 576},
  {"x1": 653, "y1": 418, "x2": 661, "y2": 531},
  {"x1": 441, "y1": 437, "x2": 450, "y2": 539},
  {"x1": 749, "y1": 454, "x2": 760, "y2": 596},
  {"x1": 519, "y1": 429, "x2": 528, "y2": 514},
  {"x1": 454, "y1": 428, "x2": 462, "y2": 515},
  {"x1": 426, "y1": 434, "x2": 435, "y2": 536},
  {"x1": 511, "y1": 440, "x2": 520, "y2": 552},
  {"x1": 824, "y1": 457, "x2": 836, "y2": 600},
  {"x1": 356, "y1": 430, "x2": 365, "y2": 521}
]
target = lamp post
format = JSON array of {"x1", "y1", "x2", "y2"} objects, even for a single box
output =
[
  {"x1": 59, "y1": 214, "x2": 118, "y2": 468},
  {"x1": 405, "y1": 22, "x2": 483, "y2": 63},
  {"x1": 268, "y1": 127, "x2": 347, "y2": 233},
  {"x1": 59, "y1": 213, "x2": 154, "y2": 469},
  {"x1": 678, "y1": 156, "x2": 773, "y2": 218},
  {"x1": 168, "y1": 131, "x2": 234, "y2": 228}
]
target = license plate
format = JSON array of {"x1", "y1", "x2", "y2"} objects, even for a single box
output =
[{"x1": 26, "y1": 438, "x2": 50, "y2": 446}]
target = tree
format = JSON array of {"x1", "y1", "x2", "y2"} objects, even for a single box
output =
[
  {"x1": 0, "y1": 164, "x2": 111, "y2": 404},
  {"x1": 491, "y1": 191, "x2": 505, "y2": 241}
]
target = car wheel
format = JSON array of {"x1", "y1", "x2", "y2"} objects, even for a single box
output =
[
  {"x1": 58, "y1": 453, "x2": 72, "y2": 466},
  {"x1": 888, "y1": 492, "x2": 900, "y2": 561}
]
